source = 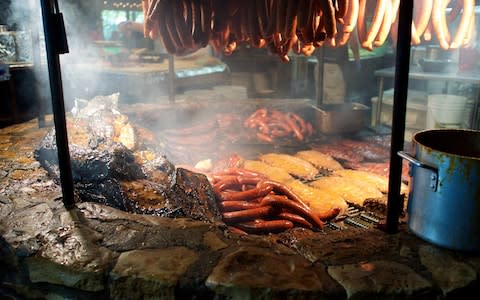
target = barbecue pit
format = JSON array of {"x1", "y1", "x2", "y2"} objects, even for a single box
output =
[{"x1": 2, "y1": 0, "x2": 480, "y2": 299}]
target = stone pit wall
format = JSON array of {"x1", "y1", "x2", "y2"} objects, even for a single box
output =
[{"x1": 1, "y1": 117, "x2": 480, "y2": 299}]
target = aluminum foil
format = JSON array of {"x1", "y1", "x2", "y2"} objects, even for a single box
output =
[
  {"x1": 0, "y1": 32, "x2": 16, "y2": 62},
  {"x1": 0, "y1": 31, "x2": 33, "y2": 62}
]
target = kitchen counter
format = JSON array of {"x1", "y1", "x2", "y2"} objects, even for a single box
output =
[{"x1": 1, "y1": 117, "x2": 480, "y2": 300}]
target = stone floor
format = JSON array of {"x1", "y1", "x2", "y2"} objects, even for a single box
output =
[{"x1": 1, "y1": 117, "x2": 480, "y2": 300}]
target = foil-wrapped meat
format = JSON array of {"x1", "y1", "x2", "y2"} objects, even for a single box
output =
[{"x1": 34, "y1": 107, "x2": 221, "y2": 222}]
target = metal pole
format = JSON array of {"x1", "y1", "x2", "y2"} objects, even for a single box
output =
[
  {"x1": 168, "y1": 54, "x2": 175, "y2": 102},
  {"x1": 40, "y1": 0, "x2": 75, "y2": 209},
  {"x1": 315, "y1": 47, "x2": 325, "y2": 106},
  {"x1": 385, "y1": 0, "x2": 413, "y2": 233}
]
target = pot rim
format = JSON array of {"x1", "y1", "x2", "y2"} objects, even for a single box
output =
[{"x1": 412, "y1": 128, "x2": 480, "y2": 160}]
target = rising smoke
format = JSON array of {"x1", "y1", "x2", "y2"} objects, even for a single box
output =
[{"x1": 6, "y1": 0, "x2": 147, "y2": 112}]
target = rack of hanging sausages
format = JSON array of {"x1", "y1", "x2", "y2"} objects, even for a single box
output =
[
  {"x1": 142, "y1": 0, "x2": 476, "y2": 55},
  {"x1": 31, "y1": 0, "x2": 479, "y2": 237}
]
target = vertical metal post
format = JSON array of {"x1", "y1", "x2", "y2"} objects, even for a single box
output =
[
  {"x1": 386, "y1": 0, "x2": 413, "y2": 233},
  {"x1": 315, "y1": 47, "x2": 325, "y2": 106},
  {"x1": 40, "y1": 0, "x2": 75, "y2": 209},
  {"x1": 168, "y1": 54, "x2": 175, "y2": 102}
]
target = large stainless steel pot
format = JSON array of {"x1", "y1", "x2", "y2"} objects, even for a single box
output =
[{"x1": 398, "y1": 129, "x2": 480, "y2": 252}]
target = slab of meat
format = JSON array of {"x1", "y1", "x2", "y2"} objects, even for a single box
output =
[
  {"x1": 259, "y1": 153, "x2": 319, "y2": 180},
  {"x1": 343, "y1": 161, "x2": 410, "y2": 183},
  {"x1": 333, "y1": 169, "x2": 408, "y2": 195},
  {"x1": 294, "y1": 150, "x2": 344, "y2": 171},
  {"x1": 336, "y1": 138, "x2": 390, "y2": 162},
  {"x1": 240, "y1": 159, "x2": 348, "y2": 218},
  {"x1": 361, "y1": 135, "x2": 391, "y2": 149},
  {"x1": 333, "y1": 169, "x2": 389, "y2": 193},
  {"x1": 342, "y1": 161, "x2": 390, "y2": 177},
  {"x1": 310, "y1": 143, "x2": 364, "y2": 164},
  {"x1": 308, "y1": 176, "x2": 384, "y2": 206},
  {"x1": 287, "y1": 180, "x2": 349, "y2": 218},
  {"x1": 243, "y1": 160, "x2": 294, "y2": 184}
]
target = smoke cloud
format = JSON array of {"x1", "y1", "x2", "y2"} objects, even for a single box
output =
[{"x1": 6, "y1": 0, "x2": 169, "y2": 113}]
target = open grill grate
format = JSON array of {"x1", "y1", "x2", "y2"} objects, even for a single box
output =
[{"x1": 327, "y1": 206, "x2": 382, "y2": 231}]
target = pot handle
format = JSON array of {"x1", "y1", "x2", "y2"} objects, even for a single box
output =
[{"x1": 397, "y1": 151, "x2": 438, "y2": 192}]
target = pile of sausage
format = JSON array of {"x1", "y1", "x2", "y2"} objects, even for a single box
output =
[
  {"x1": 244, "y1": 108, "x2": 313, "y2": 144},
  {"x1": 210, "y1": 167, "x2": 340, "y2": 234},
  {"x1": 159, "y1": 108, "x2": 312, "y2": 150},
  {"x1": 142, "y1": 0, "x2": 475, "y2": 60}
]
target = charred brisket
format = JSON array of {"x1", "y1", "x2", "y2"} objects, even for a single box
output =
[{"x1": 34, "y1": 110, "x2": 221, "y2": 223}]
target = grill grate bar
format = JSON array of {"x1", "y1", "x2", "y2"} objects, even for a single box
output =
[
  {"x1": 328, "y1": 205, "x2": 384, "y2": 230},
  {"x1": 360, "y1": 213, "x2": 380, "y2": 224},
  {"x1": 326, "y1": 222, "x2": 341, "y2": 230},
  {"x1": 347, "y1": 207, "x2": 361, "y2": 217},
  {"x1": 344, "y1": 218, "x2": 370, "y2": 229}
]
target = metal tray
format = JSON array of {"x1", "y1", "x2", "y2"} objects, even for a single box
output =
[{"x1": 312, "y1": 102, "x2": 370, "y2": 135}]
